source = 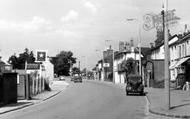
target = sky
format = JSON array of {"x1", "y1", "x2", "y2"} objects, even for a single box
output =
[{"x1": 0, "y1": 0, "x2": 190, "y2": 69}]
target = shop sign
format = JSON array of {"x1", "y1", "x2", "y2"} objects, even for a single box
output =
[{"x1": 143, "y1": 9, "x2": 180, "y2": 31}]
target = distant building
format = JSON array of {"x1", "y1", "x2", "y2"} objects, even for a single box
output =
[
  {"x1": 114, "y1": 42, "x2": 143, "y2": 84},
  {"x1": 103, "y1": 45, "x2": 114, "y2": 81},
  {"x1": 169, "y1": 32, "x2": 190, "y2": 88},
  {"x1": 119, "y1": 41, "x2": 125, "y2": 52},
  {"x1": 0, "y1": 56, "x2": 12, "y2": 74}
]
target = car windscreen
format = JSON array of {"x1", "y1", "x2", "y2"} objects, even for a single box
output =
[{"x1": 128, "y1": 77, "x2": 141, "y2": 83}]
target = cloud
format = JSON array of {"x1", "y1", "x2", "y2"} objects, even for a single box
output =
[
  {"x1": 61, "y1": 10, "x2": 79, "y2": 22},
  {"x1": 84, "y1": 1, "x2": 97, "y2": 13},
  {"x1": 0, "y1": 16, "x2": 51, "y2": 31}
]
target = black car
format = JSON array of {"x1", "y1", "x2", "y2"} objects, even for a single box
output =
[
  {"x1": 59, "y1": 76, "x2": 65, "y2": 81},
  {"x1": 126, "y1": 74, "x2": 144, "y2": 95},
  {"x1": 73, "y1": 74, "x2": 82, "y2": 83}
]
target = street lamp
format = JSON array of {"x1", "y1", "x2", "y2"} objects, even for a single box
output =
[{"x1": 126, "y1": 18, "x2": 142, "y2": 76}]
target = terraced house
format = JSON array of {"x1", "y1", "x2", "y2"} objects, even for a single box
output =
[
  {"x1": 169, "y1": 32, "x2": 190, "y2": 88},
  {"x1": 150, "y1": 31, "x2": 190, "y2": 88}
]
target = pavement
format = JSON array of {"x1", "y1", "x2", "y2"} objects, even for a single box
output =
[
  {"x1": 112, "y1": 82, "x2": 190, "y2": 119},
  {"x1": 146, "y1": 88, "x2": 190, "y2": 119},
  {"x1": 0, "y1": 80, "x2": 69, "y2": 115}
]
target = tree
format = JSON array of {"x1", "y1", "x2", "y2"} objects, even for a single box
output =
[
  {"x1": 72, "y1": 67, "x2": 80, "y2": 74},
  {"x1": 155, "y1": 29, "x2": 164, "y2": 46},
  {"x1": 50, "y1": 51, "x2": 76, "y2": 76},
  {"x1": 155, "y1": 29, "x2": 172, "y2": 47},
  {"x1": 8, "y1": 48, "x2": 35, "y2": 69},
  {"x1": 81, "y1": 68, "x2": 87, "y2": 76},
  {"x1": 120, "y1": 58, "x2": 136, "y2": 76}
]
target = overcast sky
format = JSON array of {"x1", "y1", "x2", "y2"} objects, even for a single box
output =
[{"x1": 0, "y1": 0, "x2": 189, "y2": 69}]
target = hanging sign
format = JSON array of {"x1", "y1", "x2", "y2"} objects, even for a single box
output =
[
  {"x1": 35, "y1": 50, "x2": 47, "y2": 62},
  {"x1": 143, "y1": 9, "x2": 180, "y2": 31}
]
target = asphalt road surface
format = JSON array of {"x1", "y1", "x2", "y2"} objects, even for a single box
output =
[{"x1": 0, "y1": 80, "x2": 148, "y2": 119}]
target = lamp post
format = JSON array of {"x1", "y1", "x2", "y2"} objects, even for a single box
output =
[{"x1": 126, "y1": 18, "x2": 142, "y2": 76}]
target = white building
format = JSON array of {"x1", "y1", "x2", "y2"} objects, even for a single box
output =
[
  {"x1": 114, "y1": 46, "x2": 142, "y2": 84},
  {"x1": 151, "y1": 35, "x2": 178, "y2": 60},
  {"x1": 169, "y1": 33, "x2": 190, "y2": 83},
  {"x1": 150, "y1": 33, "x2": 190, "y2": 84}
]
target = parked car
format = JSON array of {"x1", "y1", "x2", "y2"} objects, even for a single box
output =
[
  {"x1": 71, "y1": 76, "x2": 74, "y2": 81},
  {"x1": 59, "y1": 76, "x2": 65, "y2": 81},
  {"x1": 125, "y1": 74, "x2": 144, "y2": 95},
  {"x1": 73, "y1": 74, "x2": 82, "y2": 83}
]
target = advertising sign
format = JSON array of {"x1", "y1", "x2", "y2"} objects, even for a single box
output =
[
  {"x1": 103, "y1": 63, "x2": 110, "y2": 67},
  {"x1": 27, "y1": 63, "x2": 40, "y2": 70},
  {"x1": 143, "y1": 9, "x2": 180, "y2": 31},
  {"x1": 35, "y1": 50, "x2": 47, "y2": 62}
]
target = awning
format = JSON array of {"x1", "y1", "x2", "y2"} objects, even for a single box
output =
[
  {"x1": 175, "y1": 57, "x2": 190, "y2": 67},
  {"x1": 169, "y1": 57, "x2": 190, "y2": 69},
  {"x1": 169, "y1": 61, "x2": 177, "y2": 69}
]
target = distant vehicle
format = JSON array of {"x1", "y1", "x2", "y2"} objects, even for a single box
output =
[
  {"x1": 59, "y1": 76, "x2": 65, "y2": 81},
  {"x1": 71, "y1": 76, "x2": 74, "y2": 81},
  {"x1": 73, "y1": 74, "x2": 82, "y2": 83},
  {"x1": 125, "y1": 74, "x2": 144, "y2": 95}
]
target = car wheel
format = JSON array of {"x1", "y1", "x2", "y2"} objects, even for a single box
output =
[
  {"x1": 140, "y1": 92, "x2": 144, "y2": 96},
  {"x1": 126, "y1": 91, "x2": 129, "y2": 96}
]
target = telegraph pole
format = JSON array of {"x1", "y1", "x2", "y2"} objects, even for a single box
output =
[{"x1": 163, "y1": 0, "x2": 170, "y2": 110}]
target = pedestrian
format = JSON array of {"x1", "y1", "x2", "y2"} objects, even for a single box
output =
[{"x1": 182, "y1": 81, "x2": 189, "y2": 91}]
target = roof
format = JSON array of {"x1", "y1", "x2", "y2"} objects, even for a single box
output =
[
  {"x1": 114, "y1": 47, "x2": 150, "y2": 60},
  {"x1": 114, "y1": 47, "x2": 141, "y2": 59},
  {"x1": 151, "y1": 34, "x2": 178, "y2": 51},
  {"x1": 98, "y1": 59, "x2": 103, "y2": 63},
  {"x1": 170, "y1": 32, "x2": 190, "y2": 46},
  {"x1": 137, "y1": 47, "x2": 151, "y2": 57}
]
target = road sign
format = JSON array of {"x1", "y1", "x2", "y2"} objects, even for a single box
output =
[
  {"x1": 35, "y1": 50, "x2": 47, "y2": 62},
  {"x1": 103, "y1": 63, "x2": 110, "y2": 67},
  {"x1": 143, "y1": 9, "x2": 180, "y2": 31}
]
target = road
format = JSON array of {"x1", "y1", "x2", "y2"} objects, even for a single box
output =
[{"x1": 0, "y1": 80, "x2": 150, "y2": 119}]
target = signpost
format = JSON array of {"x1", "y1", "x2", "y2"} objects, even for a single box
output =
[
  {"x1": 35, "y1": 50, "x2": 47, "y2": 62},
  {"x1": 143, "y1": 5, "x2": 180, "y2": 110}
]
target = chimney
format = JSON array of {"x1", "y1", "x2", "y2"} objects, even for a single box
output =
[
  {"x1": 184, "y1": 24, "x2": 188, "y2": 34},
  {"x1": 109, "y1": 45, "x2": 112, "y2": 49},
  {"x1": 125, "y1": 42, "x2": 130, "y2": 51},
  {"x1": 130, "y1": 39, "x2": 134, "y2": 47},
  {"x1": 150, "y1": 43, "x2": 154, "y2": 48},
  {"x1": 130, "y1": 38, "x2": 134, "y2": 53},
  {"x1": 178, "y1": 31, "x2": 183, "y2": 38}
]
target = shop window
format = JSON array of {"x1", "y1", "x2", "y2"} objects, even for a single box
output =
[{"x1": 178, "y1": 66, "x2": 185, "y2": 74}]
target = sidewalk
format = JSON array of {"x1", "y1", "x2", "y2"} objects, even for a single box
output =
[
  {"x1": 0, "y1": 81, "x2": 69, "y2": 115},
  {"x1": 146, "y1": 88, "x2": 190, "y2": 118}
]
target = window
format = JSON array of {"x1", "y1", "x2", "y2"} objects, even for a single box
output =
[
  {"x1": 182, "y1": 44, "x2": 185, "y2": 57},
  {"x1": 179, "y1": 45, "x2": 181, "y2": 58}
]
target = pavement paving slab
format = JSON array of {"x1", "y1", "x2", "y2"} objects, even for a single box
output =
[
  {"x1": 0, "y1": 81, "x2": 69, "y2": 115},
  {"x1": 146, "y1": 88, "x2": 190, "y2": 119}
]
